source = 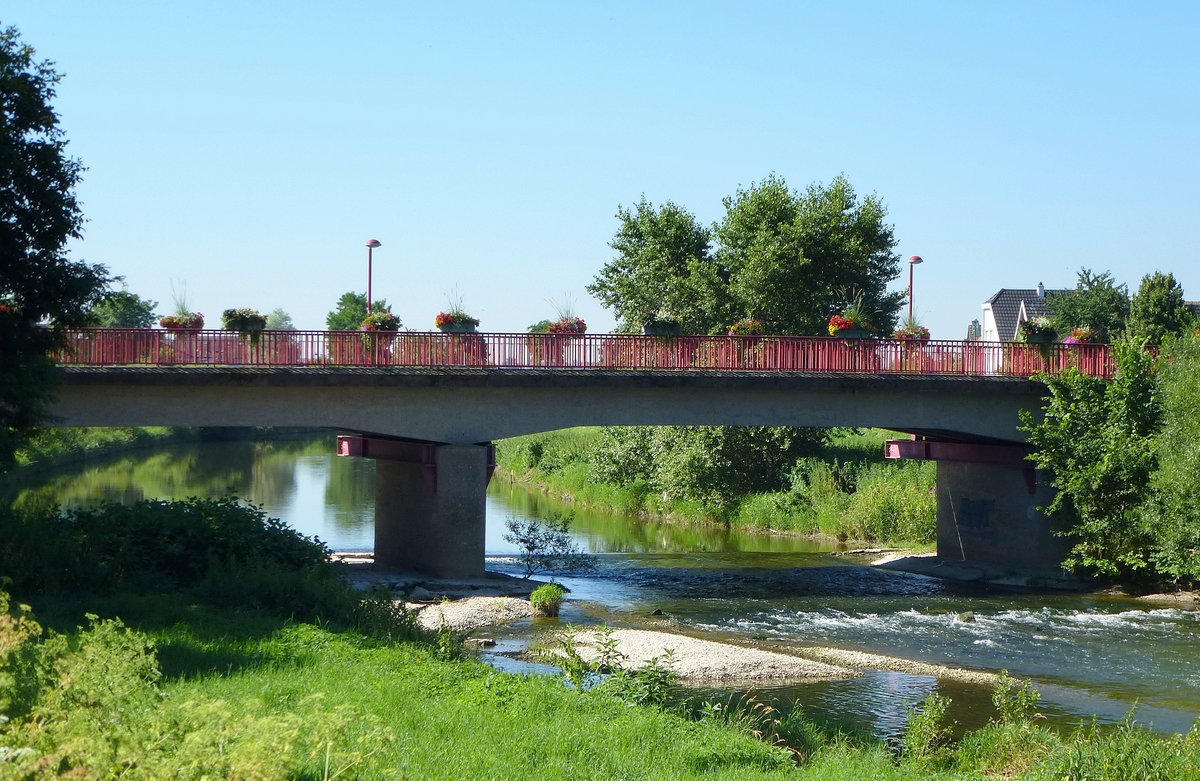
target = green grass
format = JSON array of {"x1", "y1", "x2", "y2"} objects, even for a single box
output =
[
  {"x1": 12, "y1": 426, "x2": 187, "y2": 469},
  {"x1": 9, "y1": 594, "x2": 1196, "y2": 780}
]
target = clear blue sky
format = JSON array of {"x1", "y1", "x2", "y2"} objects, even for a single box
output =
[{"x1": 7, "y1": 1, "x2": 1198, "y2": 337}]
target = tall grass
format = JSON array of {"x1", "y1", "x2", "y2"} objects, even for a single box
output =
[{"x1": 496, "y1": 427, "x2": 936, "y2": 546}]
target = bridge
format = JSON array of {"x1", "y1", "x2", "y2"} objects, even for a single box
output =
[{"x1": 48, "y1": 329, "x2": 1114, "y2": 578}]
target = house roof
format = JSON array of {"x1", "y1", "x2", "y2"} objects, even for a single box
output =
[{"x1": 985, "y1": 288, "x2": 1065, "y2": 341}]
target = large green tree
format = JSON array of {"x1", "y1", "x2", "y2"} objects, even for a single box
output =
[
  {"x1": 324, "y1": 292, "x2": 392, "y2": 331},
  {"x1": 587, "y1": 199, "x2": 728, "y2": 333},
  {"x1": 85, "y1": 289, "x2": 157, "y2": 327},
  {"x1": 1, "y1": 25, "x2": 110, "y2": 470},
  {"x1": 588, "y1": 176, "x2": 904, "y2": 336},
  {"x1": 1047, "y1": 268, "x2": 1130, "y2": 343},
  {"x1": 716, "y1": 175, "x2": 904, "y2": 335},
  {"x1": 1126, "y1": 271, "x2": 1195, "y2": 346}
]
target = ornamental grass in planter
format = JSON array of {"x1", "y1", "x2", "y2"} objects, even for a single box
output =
[
  {"x1": 828, "y1": 292, "x2": 875, "y2": 339},
  {"x1": 434, "y1": 311, "x2": 479, "y2": 333}
]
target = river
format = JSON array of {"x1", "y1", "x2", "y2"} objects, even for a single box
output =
[{"x1": 5, "y1": 434, "x2": 1198, "y2": 738}]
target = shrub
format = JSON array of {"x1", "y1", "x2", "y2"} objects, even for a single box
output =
[
  {"x1": 900, "y1": 691, "x2": 954, "y2": 767},
  {"x1": 529, "y1": 583, "x2": 567, "y2": 617}
]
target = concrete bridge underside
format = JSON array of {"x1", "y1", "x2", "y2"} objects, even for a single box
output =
[{"x1": 49, "y1": 367, "x2": 1064, "y2": 577}]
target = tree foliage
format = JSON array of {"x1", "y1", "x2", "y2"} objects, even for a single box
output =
[
  {"x1": 325, "y1": 292, "x2": 392, "y2": 331},
  {"x1": 1018, "y1": 336, "x2": 1200, "y2": 583},
  {"x1": 587, "y1": 199, "x2": 726, "y2": 333},
  {"x1": 591, "y1": 426, "x2": 831, "y2": 516},
  {"x1": 1047, "y1": 268, "x2": 1130, "y2": 343},
  {"x1": 1, "y1": 26, "x2": 111, "y2": 471},
  {"x1": 1020, "y1": 340, "x2": 1158, "y2": 576},
  {"x1": 1126, "y1": 271, "x2": 1194, "y2": 346},
  {"x1": 588, "y1": 175, "x2": 903, "y2": 335},
  {"x1": 1143, "y1": 334, "x2": 1200, "y2": 581},
  {"x1": 716, "y1": 175, "x2": 904, "y2": 335},
  {"x1": 85, "y1": 289, "x2": 157, "y2": 327},
  {"x1": 502, "y1": 513, "x2": 592, "y2": 578},
  {"x1": 265, "y1": 307, "x2": 296, "y2": 331}
]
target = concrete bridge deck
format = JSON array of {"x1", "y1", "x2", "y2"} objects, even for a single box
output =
[{"x1": 52, "y1": 365, "x2": 1048, "y2": 444}]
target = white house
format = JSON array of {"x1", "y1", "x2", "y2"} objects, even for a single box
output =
[{"x1": 978, "y1": 282, "x2": 1067, "y2": 342}]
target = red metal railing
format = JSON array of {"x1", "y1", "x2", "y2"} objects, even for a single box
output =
[{"x1": 50, "y1": 329, "x2": 1115, "y2": 377}]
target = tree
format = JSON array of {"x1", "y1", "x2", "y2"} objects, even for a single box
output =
[
  {"x1": 1143, "y1": 333, "x2": 1200, "y2": 583},
  {"x1": 265, "y1": 307, "x2": 296, "y2": 331},
  {"x1": 502, "y1": 513, "x2": 592, "y2": 578},
  {"x1": 716, "y1": 175, "x2": 904, "y2": 335},
  {"x1": 86, "y1": 289, "x2": 157, "y2": 327},
  {"x1": 1, "y1": 26, "x2": 111, "y2": 470},
  {"x1": 1020, "y1": 339, "x2": 1160, "y2": 578},
  {"x1": 1047, "y1": 268, "x2": 1130, "y2": 343},
  {"x1": 1127, "y1": 271, "x2": 1195, "y2": 346},
  {"x1": 325, "y1": 292, "x2": 392, "y2": 331},
  {"x1": 591, "y1": 425, "x2": 831, "y2": 517},
  {"x1": 587, "y1": 198, "x2": 728, "y2": 333}
]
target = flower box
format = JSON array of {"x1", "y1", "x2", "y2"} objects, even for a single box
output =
[
  {"x1": 160, "y1": 312, "x2": 204, "y2": 330},
  {"x1": 435, "y1": 311, "x2": 479, "y2": 333}
]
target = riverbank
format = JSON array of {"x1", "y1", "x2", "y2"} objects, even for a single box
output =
[
  {"x1": 5, "y1": 497, "x2": 1197, "y2": 778},
  {"x1": 495, "y1": 426, "x2": 938, "y2": 551}
]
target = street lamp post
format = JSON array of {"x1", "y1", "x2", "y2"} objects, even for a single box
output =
[
  {"x1": 907, "y1": 255, "x2": 923, "y2": 322},
  {"x1": 366, "y1": 239, "x2": 381, "y2": 314}
]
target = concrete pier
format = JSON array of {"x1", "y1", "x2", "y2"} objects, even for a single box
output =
[
  {"x1": 886, "y1": 439, "x2": 1073, "y2": 574},
  {"x1": 340, "y1": 437, "x2": 494, "y2": 578}
]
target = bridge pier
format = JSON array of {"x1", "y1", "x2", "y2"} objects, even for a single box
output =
[
  {"x1": 338, "y1": 436, "x2": 495, "y2": 578},
  {"x1": 886, "y1": 440, "x2": 1072, "y2": 573}
]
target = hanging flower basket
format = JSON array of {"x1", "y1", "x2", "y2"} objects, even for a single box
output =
[
  {"x1": 221, "y1": 307, "x2": 267, "y2": 333},
  {"x1": 547, "y1": 316, "x2": 587, "y2": 334},
  {"x1": 361, "y1": 311, "x2": 401, "y2": 332},
  {"x1": 160, "y1": 312, "x2": 204, "y2": 330},
  {"x1": 1063, "y1": 325, "x2": 1097, "y2": 345},
  {"x1": 827, "y1": 313, "x2": 874, "y2": 339},
  {"x1": 727, "y1": 318, "x2": 766, "y2": 336},
  {"x1": 435, "y1": 311, "x2": 479, "y2": 333},
  {"x1": 1018, "y1": 316, "x2": 1057, "y2": 345}
]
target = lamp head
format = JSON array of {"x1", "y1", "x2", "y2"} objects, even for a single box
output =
[
  {"x1": 908, "y1": 255, "x2": 923, "y2": 265},
  {"x1": 366, "y1": 239, "x2": 382, "y2": 249}
]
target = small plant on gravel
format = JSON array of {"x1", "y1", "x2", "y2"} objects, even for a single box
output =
[
  {"x1": 529, "y1": 583, "x2": 567, "y2": 617},
  {"x1": 553, "y1": 625, "x2": 595, "y2": 688},
  {"x1": 601, "y1": 650, "x2": 679, "y2": 709},
  {"x1": 593, "y1": 625, "x2": 625, "y2": 673}
]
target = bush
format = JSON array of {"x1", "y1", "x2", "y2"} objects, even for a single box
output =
[
  {"x1": 0, "y1": 497, "x2": 422, "y2": 641},
  {"x1": 529, "y1": 583, "x2": 567, "y2": 617},
  {"x1": 900, "y1": 691, "x2": 953, "y2": 767}
]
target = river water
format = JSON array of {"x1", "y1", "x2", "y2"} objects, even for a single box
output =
[{"x1": 6, "y1": 435, "x2": 1198, "y2": 738}]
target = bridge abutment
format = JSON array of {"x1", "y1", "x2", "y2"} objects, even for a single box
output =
[
  {"x1": 339, "y1": 436, "x2": 495, "y2": 578},
  {"x1": 887, "y1": 440, "x2": 1072, "y2": 574}
]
